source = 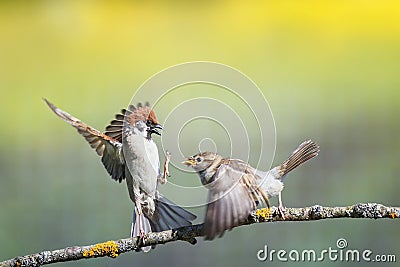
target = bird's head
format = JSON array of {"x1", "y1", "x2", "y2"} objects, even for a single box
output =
[
  {"x1": 126, "y1": 102, "x2": 163, "y2": 138},
  {"x1": 182, "y1": 151, "x2": 220, "y2": 172}
]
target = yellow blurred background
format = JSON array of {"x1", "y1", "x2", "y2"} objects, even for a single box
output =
[{"x1": 1, "y1": 1, "x2": 399, "y2": 266}]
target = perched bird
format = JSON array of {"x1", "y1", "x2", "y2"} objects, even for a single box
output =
[
  {"x1": 44, "y1": 99, "x2": 196, "y2": 252},
  {"x1": 183, "y1": 140, "x2": 319, "y2": 240}
]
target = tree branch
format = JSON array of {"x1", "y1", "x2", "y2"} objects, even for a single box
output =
[{"x1": 1, "y1": 203, "x2": 398, "y2": 267}]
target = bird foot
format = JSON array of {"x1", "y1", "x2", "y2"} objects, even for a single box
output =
[
  {"x1": 139, "y1": 229, "x2": 148, "y2": 246},
  {"x1": 278, "y1": 205, "x2": 286, "y2": 220},
  {"x1": 160, "y1": 150, "x2": 171, "y2": 184},
  {"x1": 139, "y1": 229, "x2": 146, "y2": 239}
]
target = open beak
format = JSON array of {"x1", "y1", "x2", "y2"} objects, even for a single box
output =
[
  {"x1": 150, "y1": 123, "x2": 163, "y2": 135},
  {"x1": 182, "y1": 157, "x2": 196, "y2": 166}
]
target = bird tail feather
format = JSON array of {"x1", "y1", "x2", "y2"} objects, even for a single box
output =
[
  {"x1": 131, "y1": 196, "x2": 196, "y2": 252},
  {"x1": 280, "y1": 140, "x2": 319, "y2": 177},
  {"x1": 149, "y1": 195, "x2": 197, "y2": 233},
  {"x1": 131, "y1": 207, "x2": 152, "y2": 253}
]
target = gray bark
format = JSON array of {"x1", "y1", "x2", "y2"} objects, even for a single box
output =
[{"x1": 1, "y1": 203, "x2": 398, "y2": 267}]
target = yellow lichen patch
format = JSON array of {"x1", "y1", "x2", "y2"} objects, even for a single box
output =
[
  {"x1": 390, "y1": 212, "x2": 397, "y2": 219},
  {"x1": 82, "y1": 241, "x2": 119, "y2": 258},
  {"x1": 255, "y1": 208, "x2": 272, "y2": 221}
]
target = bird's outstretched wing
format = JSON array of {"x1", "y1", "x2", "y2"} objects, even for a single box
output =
[
  {"x1": 103, "y1": 104, "x2": 137, "y2": 142},
  {"x1": 104, "y1": 102, "x2": 154, "y2": 142},
  {"x1": 44, "y1": 98, "x2": 125, "y2": 182},
  {"x1": 204, "y1": 159, "x2": 265, "y2": 240}
]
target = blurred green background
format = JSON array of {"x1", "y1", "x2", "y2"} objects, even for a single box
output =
[{"x1": 1, "y1": 1, "x2": 399, "y2": 266}]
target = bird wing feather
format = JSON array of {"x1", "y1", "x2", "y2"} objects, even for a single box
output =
[
  {"x1": 204, "y1": 160, "x2": 261, "y2": 240},
  {"x1": 103, "y1": 105, "x2": 137, "y2": 142},
  {"x1": 44, "y1": 99, "x2": 125, "y2": 182}
]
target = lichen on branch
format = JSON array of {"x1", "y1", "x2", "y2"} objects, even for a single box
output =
[{"x1": 1, "y1": 203, "x2": 399, "y2": 267}]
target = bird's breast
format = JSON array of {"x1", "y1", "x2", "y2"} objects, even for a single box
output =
[{"x1": 123, "y1": 133, "x2": 159, "y2": 194}]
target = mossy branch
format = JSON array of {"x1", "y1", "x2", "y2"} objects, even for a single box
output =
[{"x1": 1, "y1": 202, "x2": 399, "y2": 267}]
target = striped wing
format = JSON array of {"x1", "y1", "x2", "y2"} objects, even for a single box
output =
[
  {"x1": 104, "y1": 102, "x2": 151, "y2": 142},
  {"x1": 44, "y1": 99, "x2": 125, "y2": 182},
  {"x1": 204, "y1": 159, "x2": 265, "y2": 240}
]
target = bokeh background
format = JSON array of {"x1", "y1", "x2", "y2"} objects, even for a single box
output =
[{"x1": 1, "y1": 1, "x2": 399, "y2": 266}]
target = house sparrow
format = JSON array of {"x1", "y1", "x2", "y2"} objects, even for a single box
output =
[
  {"x1": 183, "y1": 140, "x2": 319, "y2": 240},
  {"x1": 44, "y1": 99, "x2": 196, "y2": 252}
]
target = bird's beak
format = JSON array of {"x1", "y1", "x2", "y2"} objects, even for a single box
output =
[
  {"x1": 182, "y1": 157, "x2": 196, "y2": 166},
  {"x1": 150, "y1": 123, "x2": 163, "y2": 135}
]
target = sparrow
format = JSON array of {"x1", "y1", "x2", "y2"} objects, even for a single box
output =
[
  {"x1": 44, "y1": 99, "x2": 196, "y2": 252},
  {"x1": 183, "y1": 140, "x2": 319, "y2": 240}
]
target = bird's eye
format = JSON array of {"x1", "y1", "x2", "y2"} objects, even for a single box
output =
[
  {"x1": 146, "y1": 119, "x2": 152, "y2": 126},
  {"x1": 196, "y1": 157, "x2": 202, "y2": 162}
]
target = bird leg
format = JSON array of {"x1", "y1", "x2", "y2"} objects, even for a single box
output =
[
  {"x1": 159, "y1": 150, "x2": 171, "y2": 184},
  {"x1": 138, "y1": 220, "x2": 145, "y2": 239},
  {"x1": 278, "y1": 192, "x2": 286, "y2": 219},
  {"x1": 133, "y1": 189, "x2": 147, "y2": 240},
  {"x1": 258, "y1": 187, "x2": 270, "y2": 209}
]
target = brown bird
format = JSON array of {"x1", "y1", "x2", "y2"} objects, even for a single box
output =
[
  {"x1": 44, "y1": 99, "x2": 196, "y2": 252},
  {"x1": 183, "y1": 140, "x2": 319, "y2": 240}
]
